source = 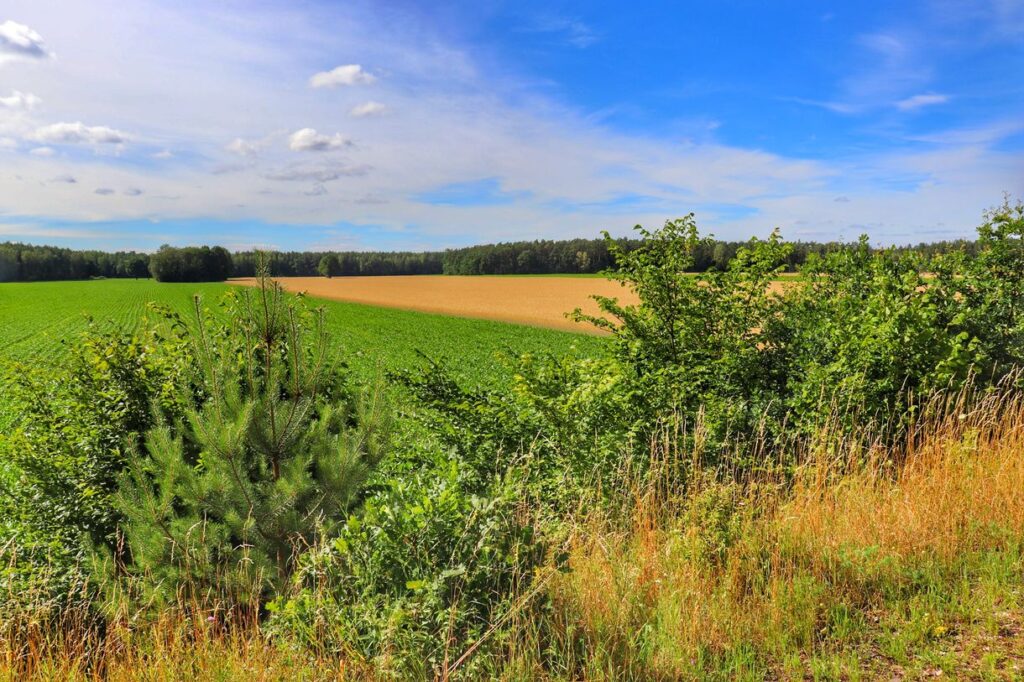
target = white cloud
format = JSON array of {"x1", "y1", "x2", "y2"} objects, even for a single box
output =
[
  {"x1": 152, "y1": 149, "x2": 174, "y2": 159},
  {"x1": 0, "y1": 20, "x2": 52, "y2": 64},
  {"x1": 0, "y1": 136, "x2": 16, "y2": 149},
  {"x1": 0, "y1": 90, "x2": 41, "y2": 110},
  {"x1": 896, "y1": 93, "x2": 950, "y2": 110},
  {"x1": 288, "y1": 127, "x2": 352, "y2": 151},
  {"x1": 309, "y1": 64, "x2": 376, "y2": 88},
  {"x1": 28, "y1": 145, "x2": 54, "y2": 156},
  {"x1": 32, "y1": 121, "x2": 129, "y2": 145},
  {"x1": 225, "y1": 137, "x2": 261, "y2": 156},
  {"x1": 349, "y1": 101, "x2": 388, "y2": 118}
]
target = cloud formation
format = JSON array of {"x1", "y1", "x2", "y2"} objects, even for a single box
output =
[
  {"x1": 896, "y1": 93, "x2": 950, "y2": 110},
  {"x1": 0, "y1": 20, "x2": 52, "y2": 64},
  {"x1": 349, "y1": 101, "x2": 387, "y2": 118},
  {"x1": 32, "y1": 122, "x2": 129, "y2": 145},
  {"x1": 0, "y1": 89, "x2": 40, "y2": 110},
  {"x1": 225, "y1": 138, "x2": 262, "y2": 156},
  {"x1": 309, "y1": 64, "x2": 376, "y2": 88},
  {"x1": 288, "y1": 128, "x2": 352, "y2": 151}
]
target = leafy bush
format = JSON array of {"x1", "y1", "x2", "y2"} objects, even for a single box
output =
[
  {"x1": 396, "y1": 351, "x2": 645, "y2": 512},
  {"x1": 268, "y1": 454, "x2": 545, "y2": 678},
  {"x1": 0, "y1": 323, "x2": 186, "y2": 604}
]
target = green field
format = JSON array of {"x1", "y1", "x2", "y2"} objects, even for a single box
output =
[{"x1": 0, "y1": 278, "x2": 606, "y2": 387}]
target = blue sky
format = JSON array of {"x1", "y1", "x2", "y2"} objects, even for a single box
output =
[{"x1": 0, "y1": 0, "x2": 1021, "y2": 251}]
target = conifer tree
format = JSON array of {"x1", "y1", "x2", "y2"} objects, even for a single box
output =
[{"x1": 112, "y1": 263, "x2": 390, "y2": 606}]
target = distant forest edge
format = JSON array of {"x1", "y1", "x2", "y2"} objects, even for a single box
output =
[{"x1": 0, "y1": 234, "x2": 984, "y2": 283}]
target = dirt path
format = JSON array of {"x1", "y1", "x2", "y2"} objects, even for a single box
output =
[{"x1": 229, "y1": 275, "x2": 640, "y2": 333}]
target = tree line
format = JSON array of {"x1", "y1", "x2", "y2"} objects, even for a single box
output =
[
  {"x1": 0, "y1": 242, "x2": 149, "y2": 282},
  {"x1": 0, "y1": 235, "x2": 986, "y2": 283}
]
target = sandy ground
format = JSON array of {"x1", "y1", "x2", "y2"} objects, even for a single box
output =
[{"x1": 230, "y1": 275, "x2": 640, "y2": 333}]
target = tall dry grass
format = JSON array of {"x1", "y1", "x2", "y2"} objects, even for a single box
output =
[
  {"x1": 0, "y1": 599, "x2": 357, "y2": 681},
  {"x1": 520, "y1": 385, "x2": 1024, "y2": 680}
]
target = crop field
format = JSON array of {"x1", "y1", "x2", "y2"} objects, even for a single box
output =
[
  {"x1": 231, "y1": 274, "x2": 642, "y2": 332},
  {"x1": 0, "y1": 278, "x2": 607, "y2": 391}
]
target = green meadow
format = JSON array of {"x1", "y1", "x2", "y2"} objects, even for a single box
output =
[{"x1": 0, "y1": 278, "x2": 605, "y2": 379}]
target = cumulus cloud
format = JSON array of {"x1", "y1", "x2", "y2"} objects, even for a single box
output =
[
  {"x1": 32, "y1": 121, "x2": 130, "y2": 145},
  {"x1": 288, "y1": 128, "x2": 352, "y2": 151},
  {"x1": 28, "y1": 146, "x2": 54, "y2": 156},
  {"x1": 0, "y1": 90, "x2": 41, "y2": 110},
  {"x1": 152, "y1": 149, "x2": 173, "y2": 159},
  {"x1": 896, "y1": 93, "x2": 950, "y2": 110},
  {"x1": 349, "y1": 101, "x2": 388, "y2": 118},
  {"x1": 309, "y1": 64, "x2": 376, "y2": 88},
  {"x1": 0, "y1": 20, "x2": 52, "y2": 64}
]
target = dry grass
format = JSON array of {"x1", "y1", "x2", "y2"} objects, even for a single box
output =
[
  {"x1": 531, "y1": 390, "x2": 1024, "y2": 680},
  {"x1": 786, "y1": 393, "x2": 1024, "y2": 564},
  {"x1": 0, "y1": 607, "x2": 353, "y2": 682}
]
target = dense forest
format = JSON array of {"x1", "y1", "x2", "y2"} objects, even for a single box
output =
[{"x1": 0, "y1": 234, "x2": 984, "y2": 282}]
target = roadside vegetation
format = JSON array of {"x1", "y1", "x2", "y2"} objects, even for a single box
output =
[{"x1": 1, "y1": 198, "x2": 1023, "y2": 680}]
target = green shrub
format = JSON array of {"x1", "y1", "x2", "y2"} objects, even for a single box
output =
[
  {"x1": 0, "y1": 323, "x2": 186, "y2": 605},
  {"x1": 268, "y1": 454, "x2": 545, "y2": 678}
]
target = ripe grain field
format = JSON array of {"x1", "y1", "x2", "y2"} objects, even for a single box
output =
[{"x1": 231, "y1": 275, "x2": 642, "y2": 332}]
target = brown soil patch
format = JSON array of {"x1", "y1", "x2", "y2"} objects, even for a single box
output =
[{"x1": 230, "y1": 276, "x2": 641, "y2": 333}]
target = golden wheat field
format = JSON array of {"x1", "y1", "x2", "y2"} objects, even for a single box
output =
[
  {"x1": 231, "y1": 275, "x2": 643, "y2": 332},
  {"x1": 231, "y1": 275, "x2": 796, "y2": 332}
]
